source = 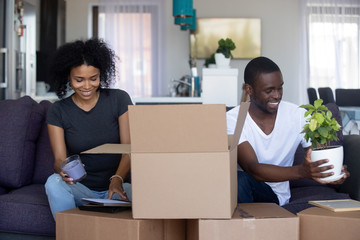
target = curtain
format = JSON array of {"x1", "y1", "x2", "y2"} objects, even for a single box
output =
[
  {"x1": 98, "y1": 0, "x2": 166, "y2": 98},
  {"x1": 299, "y1": 0, "x2": 360, "y2": 104}
]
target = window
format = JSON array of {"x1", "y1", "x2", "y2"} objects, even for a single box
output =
[
  {"x1": 299, "y1": 0, "x2": 360, "y2": 103},
  {"x1": 92, "y1": 0, "x2": 165, "y2": 98},
  {"x1": 308, "y1": 4, "x2": 360, "y2": 89}
]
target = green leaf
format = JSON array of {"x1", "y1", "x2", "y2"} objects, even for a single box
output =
[
  {"x1": 309, "y1": 119, "x2": 318, "y2": 131},
  {"x1": 300, "y1": 104, "x2": 311, "y2": 109},
  {"x1": 304, "y1": 109, "x2": 314, "y2": 117},
  {"x1": 314, "y1": 99, "x2": 323, "y2": 108},
  {"x1": 318, "y1": 127, "x2": 329, "y2": 137},
  {"x1": 318, "y1": 105, "x2": 328, "y2": 111},
  {"x1": 314, "y1": 112, "x2": 325, "y2": 124}
]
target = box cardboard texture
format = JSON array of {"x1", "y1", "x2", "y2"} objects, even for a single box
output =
[
  {"x1": 298, "y1": 207, "x2": 360, "y2": 240},
  {"x1": 56, "y1": 208, "x2": 185, "y2": 240},
  {"x1": 187, "y1": 203, "x2": 299, "y2": 240},
  {"x1": 83, "y1": 103, "x2": 249, "y2": 219}
]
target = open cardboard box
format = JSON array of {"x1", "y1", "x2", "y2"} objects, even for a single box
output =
[
  {"x1": 56, "y1": 208, "x2": 185, "y2": 240},
  {"x1": 84, "y1": 102, "x2": 249, "y2": 219},
  {"x1": 187, "y1": 203, "x2": 299, "y2": 240},
  {"x1": 298, "y1": 207, "x2": 360, "y2": 240}
]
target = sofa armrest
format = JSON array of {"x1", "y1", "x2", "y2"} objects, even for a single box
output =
[
  {"x1": 0, "y1": 186, "x2": 7, "y2": 195},
  {"x1": 339, "y1": 135, "x2": 360, "y2": 200}
]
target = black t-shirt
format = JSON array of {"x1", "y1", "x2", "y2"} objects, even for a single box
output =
[{"x1": 47, "y1": 88, "x2": 133, "y2": 191}]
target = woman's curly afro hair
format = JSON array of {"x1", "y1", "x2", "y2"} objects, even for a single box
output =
[{"x1": 50, "y1": 38, "x2": 117, "y2": 98}]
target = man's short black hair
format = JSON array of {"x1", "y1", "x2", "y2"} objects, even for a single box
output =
[{"x1": 244, "y1": 56, "x2": 281, "y2": 86}]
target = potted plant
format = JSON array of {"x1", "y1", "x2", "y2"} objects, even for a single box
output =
[
  {"x1": 204, "y1": 53, "x2": 216, "y2": 68},
  {"x1": 214, "y1": 38, "x2": 236, "y2": 68},
  {"x1": 300, "y1": 99, "x2": 344, "y2": 181}
]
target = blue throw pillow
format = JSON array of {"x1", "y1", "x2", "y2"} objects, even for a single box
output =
[{"x1": 0, "y1": 96, "x2": 44, "y2": 188}]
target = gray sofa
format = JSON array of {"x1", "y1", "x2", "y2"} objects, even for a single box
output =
[
  {"x1": 0, "y1": 96, "x2": 359, "y2": 239},
  {"x1": 0, "y1": 96, "x2": 55, "y2": 238}
]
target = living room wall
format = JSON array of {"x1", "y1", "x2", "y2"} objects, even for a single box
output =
[{"x1": 65, "y1": 0, "x2": 304, "y2": 105}]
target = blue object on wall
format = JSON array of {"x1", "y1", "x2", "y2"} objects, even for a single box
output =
[
  {"x1": 181, "y1": 9, "x2": 196, "y2": 31},
  {"x1": 173, "y1": 0, "x2": 193, "y2": 17},
  {"x1": 174, "y1": 16, "x2": 192, "y2": 26}
]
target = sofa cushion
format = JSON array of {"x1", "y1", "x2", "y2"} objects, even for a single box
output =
[
  {"x1": 0, "y1": 184, "x2": 55, "y2": 236},
  {"x1": 0, "y1": 186, "x2": 7, "y2": 195},
  {"x1": 283, "y1": 185, "x2": 350, "y2": 214},
  {"x1": 0, "y1": 96, "x2": 44, "y2": 188},
  {"x1": 32, "y1": 100, "x2": 55, "y2": 184},
  {"x1": 339, "y1": 135, "x2": 360, "y2": 200}
]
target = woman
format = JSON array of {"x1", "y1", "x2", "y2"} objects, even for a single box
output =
[{"x1": 45, "y1": 38, "x2": 132, "y2": 219}]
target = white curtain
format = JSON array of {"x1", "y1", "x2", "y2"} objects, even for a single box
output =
[
  {"x1": 98, "y1": 0, "x2": 166, "y2": 98},
  {"x1": 299, "y1": 0, "x2": 360, "y2": 104}
]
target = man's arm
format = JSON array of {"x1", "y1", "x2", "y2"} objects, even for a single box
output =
[{"x1": 237, "y1": 142, "x2": 333, "y2": 182}]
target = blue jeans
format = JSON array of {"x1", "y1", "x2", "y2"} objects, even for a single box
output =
[
  {"x1": 237, "y1": 171, "x2": 279, "y2": 204},
  {"x1": 45, "y1": 173, "x2": 132, "y2": 220}
]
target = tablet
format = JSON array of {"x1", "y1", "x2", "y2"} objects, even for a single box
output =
[{"x1": 81, "y1": 198, "x2": 132, "y2": 207}]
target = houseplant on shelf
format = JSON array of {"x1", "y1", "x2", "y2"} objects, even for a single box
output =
[
  {"x1": 300, "y1": 99, "x2": 344, "y2": 181},
  {"x1": 214, "y1": 38, "x2": 236, "y2": 68},
  {"x1": 204, "y1": 53, "x2": 216, "y2": 68}
]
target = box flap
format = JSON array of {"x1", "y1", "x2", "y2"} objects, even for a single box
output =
[
  {"x1": 129, "y1": 104, "x2": 228, "y2": 153},
  {"x1": 230, "y1": 102, "x2": 250, "y2": 151},
  {"x1": 234, "y1": 203, "x2": 297, "y2": 219},
  {"x1": 82, "y1": 144, "x2": 131, "y2": 154}
]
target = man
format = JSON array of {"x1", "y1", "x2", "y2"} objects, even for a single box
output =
[{"x1": 226, "y1": 56, "x2": 348, "y2": 206}]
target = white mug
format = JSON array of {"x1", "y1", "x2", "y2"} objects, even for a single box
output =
[{"x1": 36, "y1": 81, "x2": 50, "y2": 96}]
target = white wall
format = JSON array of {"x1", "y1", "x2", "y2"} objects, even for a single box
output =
[{"x1": 65, "y1": 0, "x2": 304, "y2": 104}]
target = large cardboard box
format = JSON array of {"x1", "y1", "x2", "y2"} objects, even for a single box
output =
[
  {"x1": 84, "y1": 103, "x2": 249, "y2": 219},
  {"x1": 187, "y1": 203, "x2": 299, "y2": 240},
  {"x1": 56, "y1": 208, "x2": 186, "y2": 240},
  {"x1": 298, "y1": 207, "x2": 360, "y2": 240}
]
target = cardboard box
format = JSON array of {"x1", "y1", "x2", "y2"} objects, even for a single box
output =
[
  {"x1": 298, "y1": 207, "x2": 360, "y2": 240},
  {"x1": 84, "y1": 103, "x2": 249, "y2": 219},
  {"x1": 56, "y1": 208, "x2": 186, "y2": 240},
  {"x1": 187, "y1": 203, "x2": 299, "y2": 240}
]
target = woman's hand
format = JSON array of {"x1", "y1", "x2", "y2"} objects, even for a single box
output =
[
  {"x1": 108, "y1": 177, "x2": 128, "y2": 201},
  {"x1": 59, "y1": 170, "x2": 75, "y2": 185}
]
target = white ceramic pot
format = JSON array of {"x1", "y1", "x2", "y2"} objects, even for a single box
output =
[
  {"x1": 311, "y1": 145, "x2": 344, "y2": 182},
  {"x1": 215, "y1": 53, "x2": 230, "y2": 68}
]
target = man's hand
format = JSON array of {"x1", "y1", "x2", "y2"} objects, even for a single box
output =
[
  {"x1": 326, "y1": 165, "x2": 350, "y2": 185},
  {"x1": 302, "y1": 148, "x2": 349, "y2": 184}
]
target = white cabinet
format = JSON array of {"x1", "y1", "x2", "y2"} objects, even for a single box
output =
[{"x1": 201, "y1": 68, "x2": 239, "y2": 106}]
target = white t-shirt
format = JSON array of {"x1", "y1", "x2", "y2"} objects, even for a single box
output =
[{"x1": 226, "y1": 101, "x2": 311, "y2": 206}]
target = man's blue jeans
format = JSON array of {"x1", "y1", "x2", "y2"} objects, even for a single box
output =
[{"x1": 237, "y1": 171, "x2": 279, "y2": 204}]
